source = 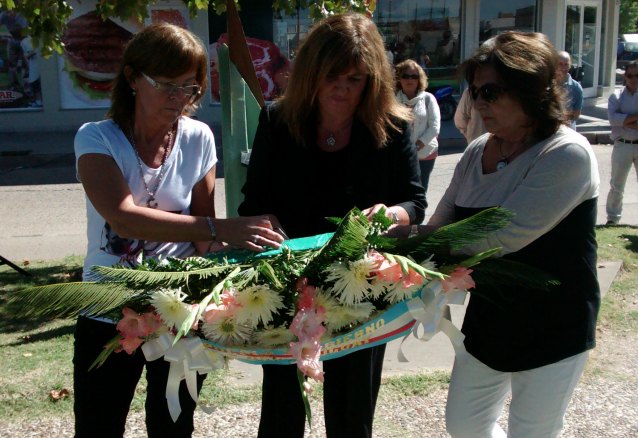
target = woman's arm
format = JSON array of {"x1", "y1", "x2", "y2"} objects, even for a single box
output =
[
  {"x1": 416, "y1": 94, "x2": 441, "y2": 156},
  {"x1": 78, "y1": 154, "x2": 282, "y2": 251}
]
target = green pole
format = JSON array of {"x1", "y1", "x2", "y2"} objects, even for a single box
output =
[{"x1": 217, "y1": 43, "x2": 262, "y2": 218}]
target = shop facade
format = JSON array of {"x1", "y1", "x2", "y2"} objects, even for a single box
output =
[{"x1": 0, "y1": 0, "x2": 620, "y2": 135}]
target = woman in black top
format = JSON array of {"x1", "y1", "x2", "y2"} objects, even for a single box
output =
[{"x1": 238, "y1": 13, "x2": 426, "y2": 438}]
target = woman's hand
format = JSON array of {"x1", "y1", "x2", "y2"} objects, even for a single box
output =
[
  {"x1": 416, "y1": 139, "x2": 426, "y2": 150},
  {"x1": 362, "y1": 204, "x2": 408, "y2": 225},
  {"x1": 216, "y1": 215, "x2": 284, "y2": 251}
]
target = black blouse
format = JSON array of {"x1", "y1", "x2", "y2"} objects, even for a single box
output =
[{"x1": 238, "y1": 106, "x2": 426, "y2": 238}]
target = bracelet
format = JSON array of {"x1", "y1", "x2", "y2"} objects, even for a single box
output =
[
  {"x1": 390, "y1": 210, "x2": 399, "y2": 224},
  {"x1": 205, "y1": 216, "x2": 217, "y2": 240},
  {"x1": 408, "y1": 224, "x2": 419, "y2": 238}
]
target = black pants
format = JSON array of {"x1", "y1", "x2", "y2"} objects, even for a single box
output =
[
  {"x1": 419, "y1": 158, "x2": 436, "y2": 194},
  {"x1": 258, "y1": 344, "x2": 386, "y2": 438},
  {"x1": 73, "y1": 316, "x2": 205, "y2": 438}
]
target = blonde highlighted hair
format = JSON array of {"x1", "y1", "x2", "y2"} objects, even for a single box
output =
[{"x1": 277, "y1": 13, "x2": 410, "y2": 148}]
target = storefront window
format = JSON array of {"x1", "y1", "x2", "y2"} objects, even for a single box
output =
[
  {"x1": 268, "y1": 1, "x2": 462, "y2": 92},
  {"x1": 479, "y1": 0, "x2": 537, "y2": 45},
  {"x1": 374, "y1": 0, "x2": 462, "y2": 90}
]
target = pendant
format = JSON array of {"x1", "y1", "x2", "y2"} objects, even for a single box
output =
[
  {"x1": 496, "y1": 159, "x2": 508, "y2": 171},
  {"x1": 326, "y1": 134, "x2": 337, "y2": 147},
  {"x1": 147, "y1": 196, "x2": 158, "y2": 208}
]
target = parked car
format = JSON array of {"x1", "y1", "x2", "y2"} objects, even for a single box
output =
[{"x1": 617, "y1": 33, "x2": 638, "y2": 70}]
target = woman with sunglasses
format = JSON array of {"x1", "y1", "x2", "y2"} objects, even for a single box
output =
[
  {"x1": 72, "y1": 23, "x2": 283, "y2": 437},
  {"x1": 405, "y1": 31, "x2": 600, "y2": 437},
  {"x1": 238, "y1": 13, "x2": 426, "y2": 438},
  {"x1": 395, "y1": 59, "x2": 441, "y2": 193}
]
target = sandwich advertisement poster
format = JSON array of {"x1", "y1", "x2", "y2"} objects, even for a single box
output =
[
  {"x1": 58, "y1": 0, "x2": 189, "y2": 110},
  {"x1": 0, "y1": 8, "x2": 43, "y2": 110}
]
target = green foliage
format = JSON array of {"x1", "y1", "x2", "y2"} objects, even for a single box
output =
[
  {"x1": 619, "y1": 0, "x2": 638, "y2": 34},
  {"x1": 2, "y1": 0, "x2": 376, "y2": 58},
  {"x1": 7, "y1": 281, "x2": 141, "y2": 319}
]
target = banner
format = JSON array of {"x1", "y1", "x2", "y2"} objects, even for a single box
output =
[{"x1": 0, "y1": 9, "x2": 43, "y2": 110}]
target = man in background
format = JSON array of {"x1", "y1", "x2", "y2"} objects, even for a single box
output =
[
  {"x1": 606, "y1": 61, "x2": 638, "y2": 225},
  {"x1": 557, "y1": 51, "x2": 583, "y2": 130}
]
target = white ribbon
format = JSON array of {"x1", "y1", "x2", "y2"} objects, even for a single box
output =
[
  {"x1": 142, "y1": 333, "x2": 222, "y2": 422},
  {"x1": 397, "y1": 281, "x2": 467, "y2": 362}
]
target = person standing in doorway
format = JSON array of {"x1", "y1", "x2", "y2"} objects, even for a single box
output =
[
  {"x1": 606, "y1": 60, "x2": 638, "y2": 225},
  {"x1": 557, "y1": 51, "x2": 583, "y2": 130},
  {"x1": 395, "y1": 59, "x2": 441, "y2": 193}
]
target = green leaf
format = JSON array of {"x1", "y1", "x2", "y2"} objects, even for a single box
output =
[
  {"x1": 9, "y1": 281, "x2": 139, "y2": 319},
  {"x1": 174, "y1": 267, "x2": 242, "y2": 342},
  {"x1": 89, "y1": 335, "x2": 122, "y2": 370},
  {"x1": 91, "y1": 264, "x2": 234, "y2": 290},
  {"x1": 297, "y1": 369, "x2": 312, "y2": 429}
]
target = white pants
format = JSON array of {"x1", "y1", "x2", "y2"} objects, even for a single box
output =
[
  {"x1": 446, "y1": 351, "x2": 589, "y2": 438},
  {"x1": 606, "y1": 141, "x2": 638, "y2": 223}
]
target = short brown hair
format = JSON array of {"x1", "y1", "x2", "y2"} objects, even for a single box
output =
[
  {"x1": 395, "y1": 59, "x2": 428, "y2": 93},
  {"x1": 108, "y1": 23, "x2": 208, "y2": 128},
  {"x1": 460, "y1": 31, "x2": 565, "y2": 140},
  {"x1": 277, "y1": 13, "x2": 410, "y2": 148}
]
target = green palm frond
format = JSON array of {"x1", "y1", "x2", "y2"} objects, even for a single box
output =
[
  {"x1": 303, "y1": 208, "x2": 371, "y2": 280},
  {"x1": 387, "y1": 207, "x2": 514, "y2": 256},
  {"x1": 91, "y1": 264, "x2": 234, "y2": 289},
  {"x1": 9, "y1": 281, "x2": 140, "y2": 319},
  {"x1": 314, "y1": 208, "x2": 370, "y2": 261}
]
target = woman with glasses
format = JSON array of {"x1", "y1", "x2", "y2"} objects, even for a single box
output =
[
  {"x1": 401, "y1": 31, "x2": 600, "y2": 437},
  {"x1": 395, "y1": 59, "x2": 441, "y2": 193},
  {"x1": 238, "y1": 13, "x2": 426, "y2": 438},
  {"x1": 72, "y1": 23, "x2": 283, "y2": 437}
]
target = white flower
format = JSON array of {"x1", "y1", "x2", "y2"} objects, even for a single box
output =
[
  {"x1": 234, "y1": 285, "x2": 284, "y2": 327},
  {"x1": 325, "y1": 302, "x2": 375, "y2": 331},
  {"x1": 419, "y1": 254, "x2": 437, "y2": 273},
  {"x1": 324, "y1": 255, "x2": 377, "y2": 305},
  {"x1": 384, "y1": 283, "x2": 422, "y2": 304},
  {"x1": 149, "y1": 288, "x2": 192, "y2": 329},
  {"x1": 202, "y1": 316, "x2": 251, "y2": 345},
  {"x1": 253, "y1": 326, "x2": 295, "y2": 346}
]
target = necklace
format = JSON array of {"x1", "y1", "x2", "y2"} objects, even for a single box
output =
[
  {"x1": 320, "y1": 121, "x2": 352, "y2": 149},
  {"x1": 129, "y1": 127, "x2": 174, "y2": 208},
  {"x1": 495, "y1": 136, "x2": 531, "y2": 171}
]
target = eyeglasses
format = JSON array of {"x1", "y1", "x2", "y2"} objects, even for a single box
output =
[
  {"x1": 141, "y1": 72, "x2": 202, "y2": 101},
  {"x1": 626, "y1": 73, "x2": 638, "y2": 79},
  {"x1": 401, "y1": 74, "x2": 420, "y2": 80},
  {"x1": 469, "y1": 83, "x2": 508, "y2": 103}
]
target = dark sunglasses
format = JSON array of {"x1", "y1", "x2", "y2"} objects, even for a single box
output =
[
  {"x1": 401, "y1": 74, "x2": 420, "y2": 80},
  {"x1": 626, "y1": 73, "x2": 638, "y2": 79},
  {"x1": 469, "y1": 83, "x2": 508, "y2": 103}
]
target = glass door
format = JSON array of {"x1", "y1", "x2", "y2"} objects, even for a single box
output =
[{"x1": 565, "y1": 1, "x2": 601, "y2": 97}]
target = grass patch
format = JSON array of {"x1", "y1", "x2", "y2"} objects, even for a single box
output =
[
  {"x1": 1, "y1": 226, "x2": 637, "y2": 422},
  {"x1": 595, "y1": 225, "x2": 638, "y2": 333}
]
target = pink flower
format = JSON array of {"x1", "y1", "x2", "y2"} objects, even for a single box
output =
[
  {"x1": 204, "y1": 289, "x2": 238, "y2": 323},
  {"x1": 290, "y1": 339, "x2": 324, "y2": 382},
  {"x1": 442, "y1": 267, "x2": 476, "y2": 293},
  {"x1": 116, "y1": 335, "x2": 144, "y2": 354},
  {"x1": 402, "y1": 268, "x2": 424, "y2": 289},
  {"x1": 141, "y1": 311, "x2": 163, "y2": 335},
  {"x1": 374, "y1": 258, "x2": 403, "y2": 283},
  {"x1": 290, "y1": 308, "x2": 326, "y2": 340},
  {"x1": 297, "y1": 283, "x2": 317, "y2": 311},
  {"x1": 117, "y1": 307, "x2": 153, "y2": 338}
]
